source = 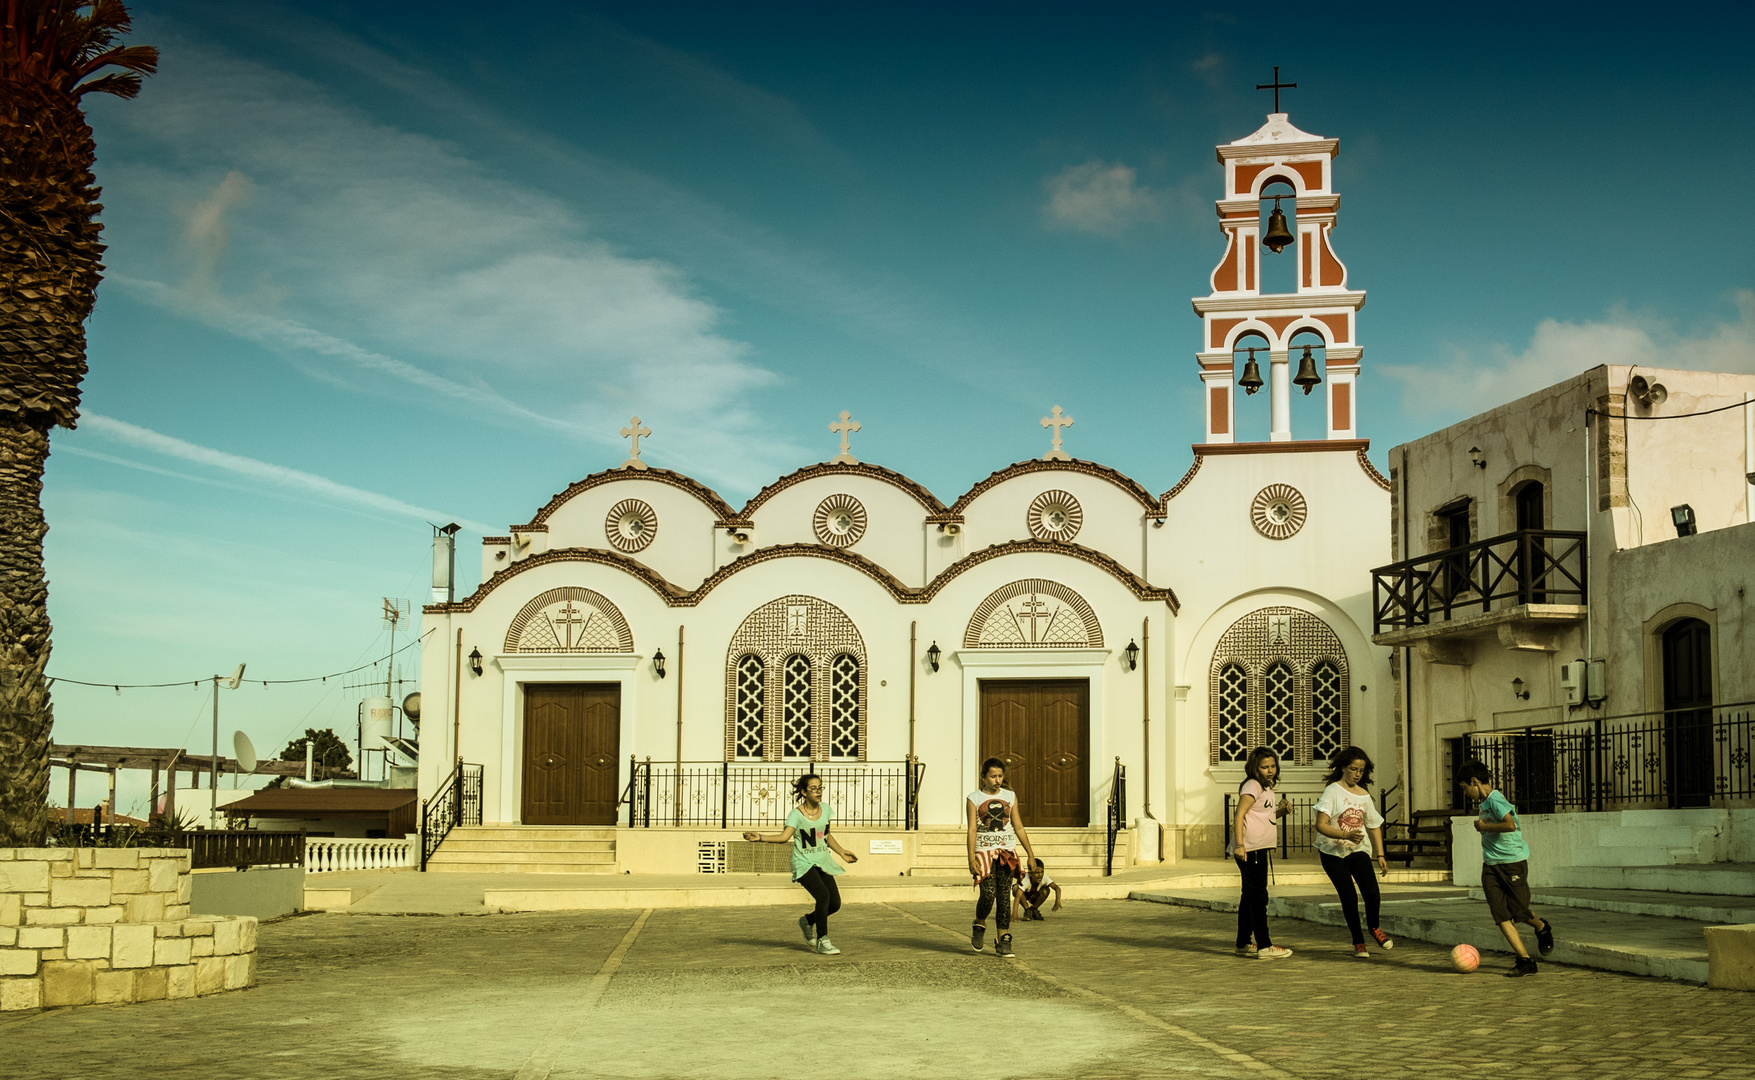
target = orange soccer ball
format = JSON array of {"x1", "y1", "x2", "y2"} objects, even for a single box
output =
[{"x1": 1451, "y1": 943, "x2": 1481, "y2": 973}]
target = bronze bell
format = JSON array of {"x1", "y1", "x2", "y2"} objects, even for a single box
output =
[
  {"x1": 1262, "y1": 199, "x2": 1294, "y2": 253},
  {"x1": 1293, "y1": 345, "x2": 1323, "y2": 395},
  {"x1": 1238, "y1": 348, "x2": 1264, "y2": 395}
]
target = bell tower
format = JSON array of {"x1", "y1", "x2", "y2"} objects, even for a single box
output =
[{"x1": 1193, "y1": 88, "x2": 1366, "y2": 445}]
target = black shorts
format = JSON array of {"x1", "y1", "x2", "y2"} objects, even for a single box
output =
[{"x1": 1482, "y1": 860, "x2": 1534, "y2": 924}]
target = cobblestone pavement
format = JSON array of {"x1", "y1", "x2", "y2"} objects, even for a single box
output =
[{"x1": 2, "y1": 900, "x2": 1751, "y2": 1080}]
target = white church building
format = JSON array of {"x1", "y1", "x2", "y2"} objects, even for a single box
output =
[{"x1": 415, "y1": 111, "x2": 1398, "y2": 874}]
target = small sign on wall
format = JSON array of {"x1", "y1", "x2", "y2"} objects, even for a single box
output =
[{"x1": 868, "y1": 839, "x2": 903, "y2": 855}]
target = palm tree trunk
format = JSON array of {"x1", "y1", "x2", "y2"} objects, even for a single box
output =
[{"x1": 0, "y1": 420, "x2": 52, "y2": 847}]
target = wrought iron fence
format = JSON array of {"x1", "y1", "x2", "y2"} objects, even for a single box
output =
[
  {"x1": 421, "y1": 762, "x2": 483, "y2": 870},
  {"x1": 624, "y1": 758, "x2": 925, "y2": 829},
  {"x1": 1372, "y1": 529, "x2": 1586, "y2": 634},
  {"x1": 1104, "y1": 758, "x2": 1127, "y2": 876},
  {"x1": 1459, "y1": 702, "x2": 1753, "y2": 813},
  {"x1": 1222, "y1": 792, "x2": 1324, "y2": 856}
]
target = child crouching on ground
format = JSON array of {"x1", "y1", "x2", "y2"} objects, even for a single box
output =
[
  {"x1": 1462, "y1": 760, "x2": 1554, "y2": 977},
  {"x1": 1015, "y1": 858, "x2": 1062, "y2": 921}
]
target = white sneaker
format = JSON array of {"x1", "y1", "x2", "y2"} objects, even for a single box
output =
[
  {"x1": 1257, "y1": 946, "x2": 1294, "y2": 960},
  {"x1": 798, "y1": 915, "x2": 816, "y2": 944},
  {"x1": 815, "y1": 937, "x2": 841, "y2": 955}
]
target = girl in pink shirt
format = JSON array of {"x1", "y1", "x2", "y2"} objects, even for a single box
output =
[{"x1": 1229, "y1": 747, "x2": 1293, "y2": 959}]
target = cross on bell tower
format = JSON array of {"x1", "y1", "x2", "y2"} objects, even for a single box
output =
[{"x1": 1189, "y1": 86, "x2": 1365, "y2": 446}]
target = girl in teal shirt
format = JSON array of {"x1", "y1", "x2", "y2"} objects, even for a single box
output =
[{"x1": 744, "y1": 773, "x2": 860, "y2": 954}]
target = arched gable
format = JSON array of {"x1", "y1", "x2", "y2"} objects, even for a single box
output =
[
  {"x1": 964, "y1": 579, "x2": 1103, "y2": 648},
  {"x1": 522, "y1": 467, "x2": 738, "y2": 528},
  {"x1": 504, "y1": 587, "x2": 634, "y2": 653}
]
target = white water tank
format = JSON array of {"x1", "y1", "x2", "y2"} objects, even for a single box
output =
[{"x1": 362, "y1": 696, "x2": 395, "y2": 752}]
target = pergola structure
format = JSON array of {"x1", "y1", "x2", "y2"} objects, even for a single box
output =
[{"x1": 49, "y1": 744, "x2": 357, "y2": 826}]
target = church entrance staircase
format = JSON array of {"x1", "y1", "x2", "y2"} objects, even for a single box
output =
[{"x1": 424, "y1": 825, "x2": 617, "y2": 874}]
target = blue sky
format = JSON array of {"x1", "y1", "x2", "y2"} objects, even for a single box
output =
[{"x1": 46, "y1": 2, "x2": 1754, "y2": 814}]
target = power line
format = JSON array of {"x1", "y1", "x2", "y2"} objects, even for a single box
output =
[
  {"x1": 1589, "y1": 397, "x2": 1753, "y2": 421},
  {"x1": 47, "y1": 629, "x2": 433, "y2": 691}
]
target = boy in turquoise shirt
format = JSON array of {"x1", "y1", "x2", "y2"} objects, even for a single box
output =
[{"x1": 1462, "y1": 761, "x2": 1554, "y2": 977}]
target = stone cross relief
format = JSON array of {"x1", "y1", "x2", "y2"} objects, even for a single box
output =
[
  {"x1": 829, "y1": 410, "x2": 861, "y2": 465},
  {"x1": 619, "y1": 416, "x2": 651, "y2": 471},
  {"x1": 1041, "y1": 405, "x2": 1073, "y2": 461},
  {"x1": 1268, "y1": 614, "x2": 1291, "y2": 646}
]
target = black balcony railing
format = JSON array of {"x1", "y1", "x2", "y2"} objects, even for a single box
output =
[
  {"x1": 624, "y1": 758, "x2": 924, "y2": 829},
  {"x1": 1372, "y1": 529, "x2": 1587, "y2": 634},
  {"x1": 1460, "y1": 702, "x2": 1753, "y2": 813}
]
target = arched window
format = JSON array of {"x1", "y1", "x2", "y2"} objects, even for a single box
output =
[
  {"x1": 734, "y1": 654, "x2": 765, "y2": 760},
  {"x1": 1311, "y1": 661, "x2": 1344, "y2": 762},
  {"x1": 1217, "y1": 664, "x2": 1249, "y2": 762},
  {"x1": 1264, "y1": 662, "x2": 1295, "y2": 760},
  {"x1": 782, "y1": 654, "x2": 813, "y2": 760},
  {"x1": 829, "y1": 654, "x2": 860, "y2": 760}
]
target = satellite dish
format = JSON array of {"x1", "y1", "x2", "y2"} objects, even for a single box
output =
[
  {"x1": 402, "y1": 691, "x2": 421, "y2": 723},
  {"x1": 233, "y1": 731, "x2": 258, "y2": 774}
]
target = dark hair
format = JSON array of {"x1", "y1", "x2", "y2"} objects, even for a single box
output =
[
  {"x1": 792, "y1": 773, "x2": 822, "y2": 801},
  {"x1": 1322, "y1": 746, "x2": 1375, "y2": 787},
  {"x1": 1031, "y1": 857, "x2": 1045, "y2": 868},
  {"x1": 1242, "y1": 747, "x2": 1279, "y2": 789},
  {"x1": 979, "y1": 757, "x2": 1006, "y2": 779},
  {"x1": 1459, "y1": 761, "x2": 1492, "y2": 786}
]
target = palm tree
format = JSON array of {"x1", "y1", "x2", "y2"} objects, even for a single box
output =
[{"x1": 0, "y1": 1, "x2": 155, "y2": 846}]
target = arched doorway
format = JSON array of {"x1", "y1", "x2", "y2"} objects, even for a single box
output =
[{"x1": 1662, "y1": 618, "x2": 1713, "y2": 808}]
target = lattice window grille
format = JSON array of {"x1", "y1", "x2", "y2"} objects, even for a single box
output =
[
  {"x1": 1265, "y1": 663, "x2": 1295, "y2": 760},
  {"x1": 783, "y1": 654, "x2": 813, "y2": 759},
  {"x1": 829, "y1": 654, "x2": 860, "y2": 759},
  {"x1": 1312, "y1": 661, "x2": 1344, "y2": 762},
  {"x1": 735, "y1": 655, "x2": 765, "y2": 759},
  {"x1": 1208, "y1": 607, "x2": 1350, "y2": 767},
  {"x1": 1217, "y1": 664, "x2": 1249, "y2": 762}
]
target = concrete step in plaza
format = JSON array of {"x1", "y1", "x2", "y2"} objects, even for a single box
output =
[
  {"x1": 1548, "y1": 861, "x2": 1755, "y2": 894},
  {"x1": 1134, "y1": 882, "x2": 1720, "y2": 984},
  {"x1": 424, "y1": 825, "x2": 618, "y2": 875},
  {"x1": 910, "y1": 827, "x2": 1131, "y2": 877}
]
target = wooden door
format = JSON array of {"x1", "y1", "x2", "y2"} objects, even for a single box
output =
[
  {"x1": 523, "y1": 684, "x2": 621, "y2": 825},
  {"x1": 979, "y1": 679, "x2": 1089, "y2": 828},
  {"x1": 1662, "y1": 620, "x2": 1713, "y2": 809}
]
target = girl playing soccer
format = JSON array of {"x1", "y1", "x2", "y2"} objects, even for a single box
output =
[
  {"x1": 1312, "y1": 746, "x2": 1393, "y2": 958},
  {"x1": 1229, "y1": 746, "x2": 1293, "y2": 959},
  {"x1": 744, "y1": 773, "x2": 859, "y2": 955},
  {"x1": 966, "y1": 757, "x2": 1038, "y2": 958}
]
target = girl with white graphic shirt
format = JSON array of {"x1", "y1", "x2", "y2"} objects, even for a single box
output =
[
  {"x1": 1312, "y1": 746, "x2": 1393, "y2": 958},
  {"x1": 966, "y1": 757, "x2": 1038, "y2": 958}
]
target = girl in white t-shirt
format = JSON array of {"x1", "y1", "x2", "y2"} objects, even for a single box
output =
[
  {"x1": 1312, "y1": 746, "x2": 1393, "y2": 958},
  {"x1": 966, "y1": 757, "x2": 1038, "y2": 958},
  {"x1": 744, "y1": 773, "x2": 859, "y2": 955},
  {"x1": 1229, "y1": 747, "x2": 1293, "y2": 959}
]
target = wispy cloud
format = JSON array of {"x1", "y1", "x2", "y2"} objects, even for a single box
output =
[
  {"x1": 1381, "y1": 290, "x2": 1755, "y2": 420},
  {"x1": 1042, "y1": 160, "x2": 1167, "y2": 236},
  {"x1": 79, "y1": 414, "x2": 496, "y2": 533}
]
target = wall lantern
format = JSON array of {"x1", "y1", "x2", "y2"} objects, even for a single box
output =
[
  {"x1": 1670, "y1": 504, "x2": 1697, "y2": 537},
  {"x1": 468, "y1": 647, "x2": 483, "y2": 677},
  {"x1": 1124, "y1": 640, "x2": 1140, "y2": 671},
  {"x1": 1467, "y1": 447, "x2": 1486, "y2": 470},
  {"x1": 1511, "y1": 677, "x2": 1529, "y2": 701},
  {"x1": 927, "y1": 642, "x2": 941, "y2": 673},
  {"x1": 652, "y1": 649, "x2": 667, "y2": 679}
]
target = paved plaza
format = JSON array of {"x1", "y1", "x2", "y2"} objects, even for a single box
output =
[{"x1": 3, "y1": 899, "x2": 1751, "y2": 1080}]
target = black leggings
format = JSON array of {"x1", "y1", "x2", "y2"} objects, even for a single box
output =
[
  {"x1": 975, "y1": 859, "x2": 1016, "y2": 932},
  {"x1": 1235, "y1": 850, "x2": 1272, "y2": 948},
  {"x1": 797, "y1": 867, "x2": 841, "y2": 938},
  {"x1": 1319, "y1": 851, "x2": 1380, "y2": 945}
]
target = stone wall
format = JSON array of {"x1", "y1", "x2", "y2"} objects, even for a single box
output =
[{"x1": 0, "y1": 848, "x2": 257, "y2": 1011}]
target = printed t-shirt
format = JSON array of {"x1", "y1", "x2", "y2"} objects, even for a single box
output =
[
  {"x1": 1228, "y1": 779, "x2": 1279, "y2": 856},
  {"x1": 1477, "y1": 789, "x2": 1531, "y2": 864},
  {"x1": 1312, "y1": 782, "x2": 1384, "y2": 859},
  {"x1": 786, "y1": 804, "x2": 842, "y2": 881},
  {"x1": 968, "y1": 787, "x2": 1020, "y2": 853},
  {"x1": 1020, "y1": 870, "x2": 1055, "y2": 894}
]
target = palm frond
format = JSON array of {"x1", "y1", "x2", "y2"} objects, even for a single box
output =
[{"x1": 1, "y1": 0, "x2": 155, "y2": 98}]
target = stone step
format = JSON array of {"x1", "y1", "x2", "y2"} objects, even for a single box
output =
[
  {"x1": 427, "y1": 848, "x2": 616, "y2": 865},
  {"x1": 448, "y1": 827, "x2": 618, "y2": 841},
  {"x1": 426, "y1": 861, "x2": 620, "y2": 875},
  {"x1": 1549, "y1": 863, "x2": 1755, "y2": 895},
  {"x1": 1594, "y1": 824, "x2": 1719, "y2": 848},
  {"x1": 1471, "y1": 885, "x2": 1755, "y2": 925},
  {"x1": 437, "y1": 839, "x2": 617, "y2": 854}
]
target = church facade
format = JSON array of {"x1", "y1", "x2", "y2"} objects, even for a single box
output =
[{"x1": 417, "y1": 111, "x2": 1396, "y2": 869}]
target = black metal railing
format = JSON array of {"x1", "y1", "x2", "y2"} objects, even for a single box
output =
[
  {"x1": 1461, "y1": 702, "x2": 1753, "y2": 813},
  {"x1": 1372, "y1": 529, "x2": 1587, "y2": 634},
  {"x1": 1222, "y1": 792, "x2": 1323, "y2": 856},
  {"x1": 1104, "y1": 758, "x2": 1126, "y2": 876},
  {"x1": 623, "y1": 758, "x2": 925, "y2": 829},
  {"x1": 420, "y1": 762, "x2": 483, "y2": 870},
  {"x1": 52, "y1": 825, "x2": 307, "y2": 869}
]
